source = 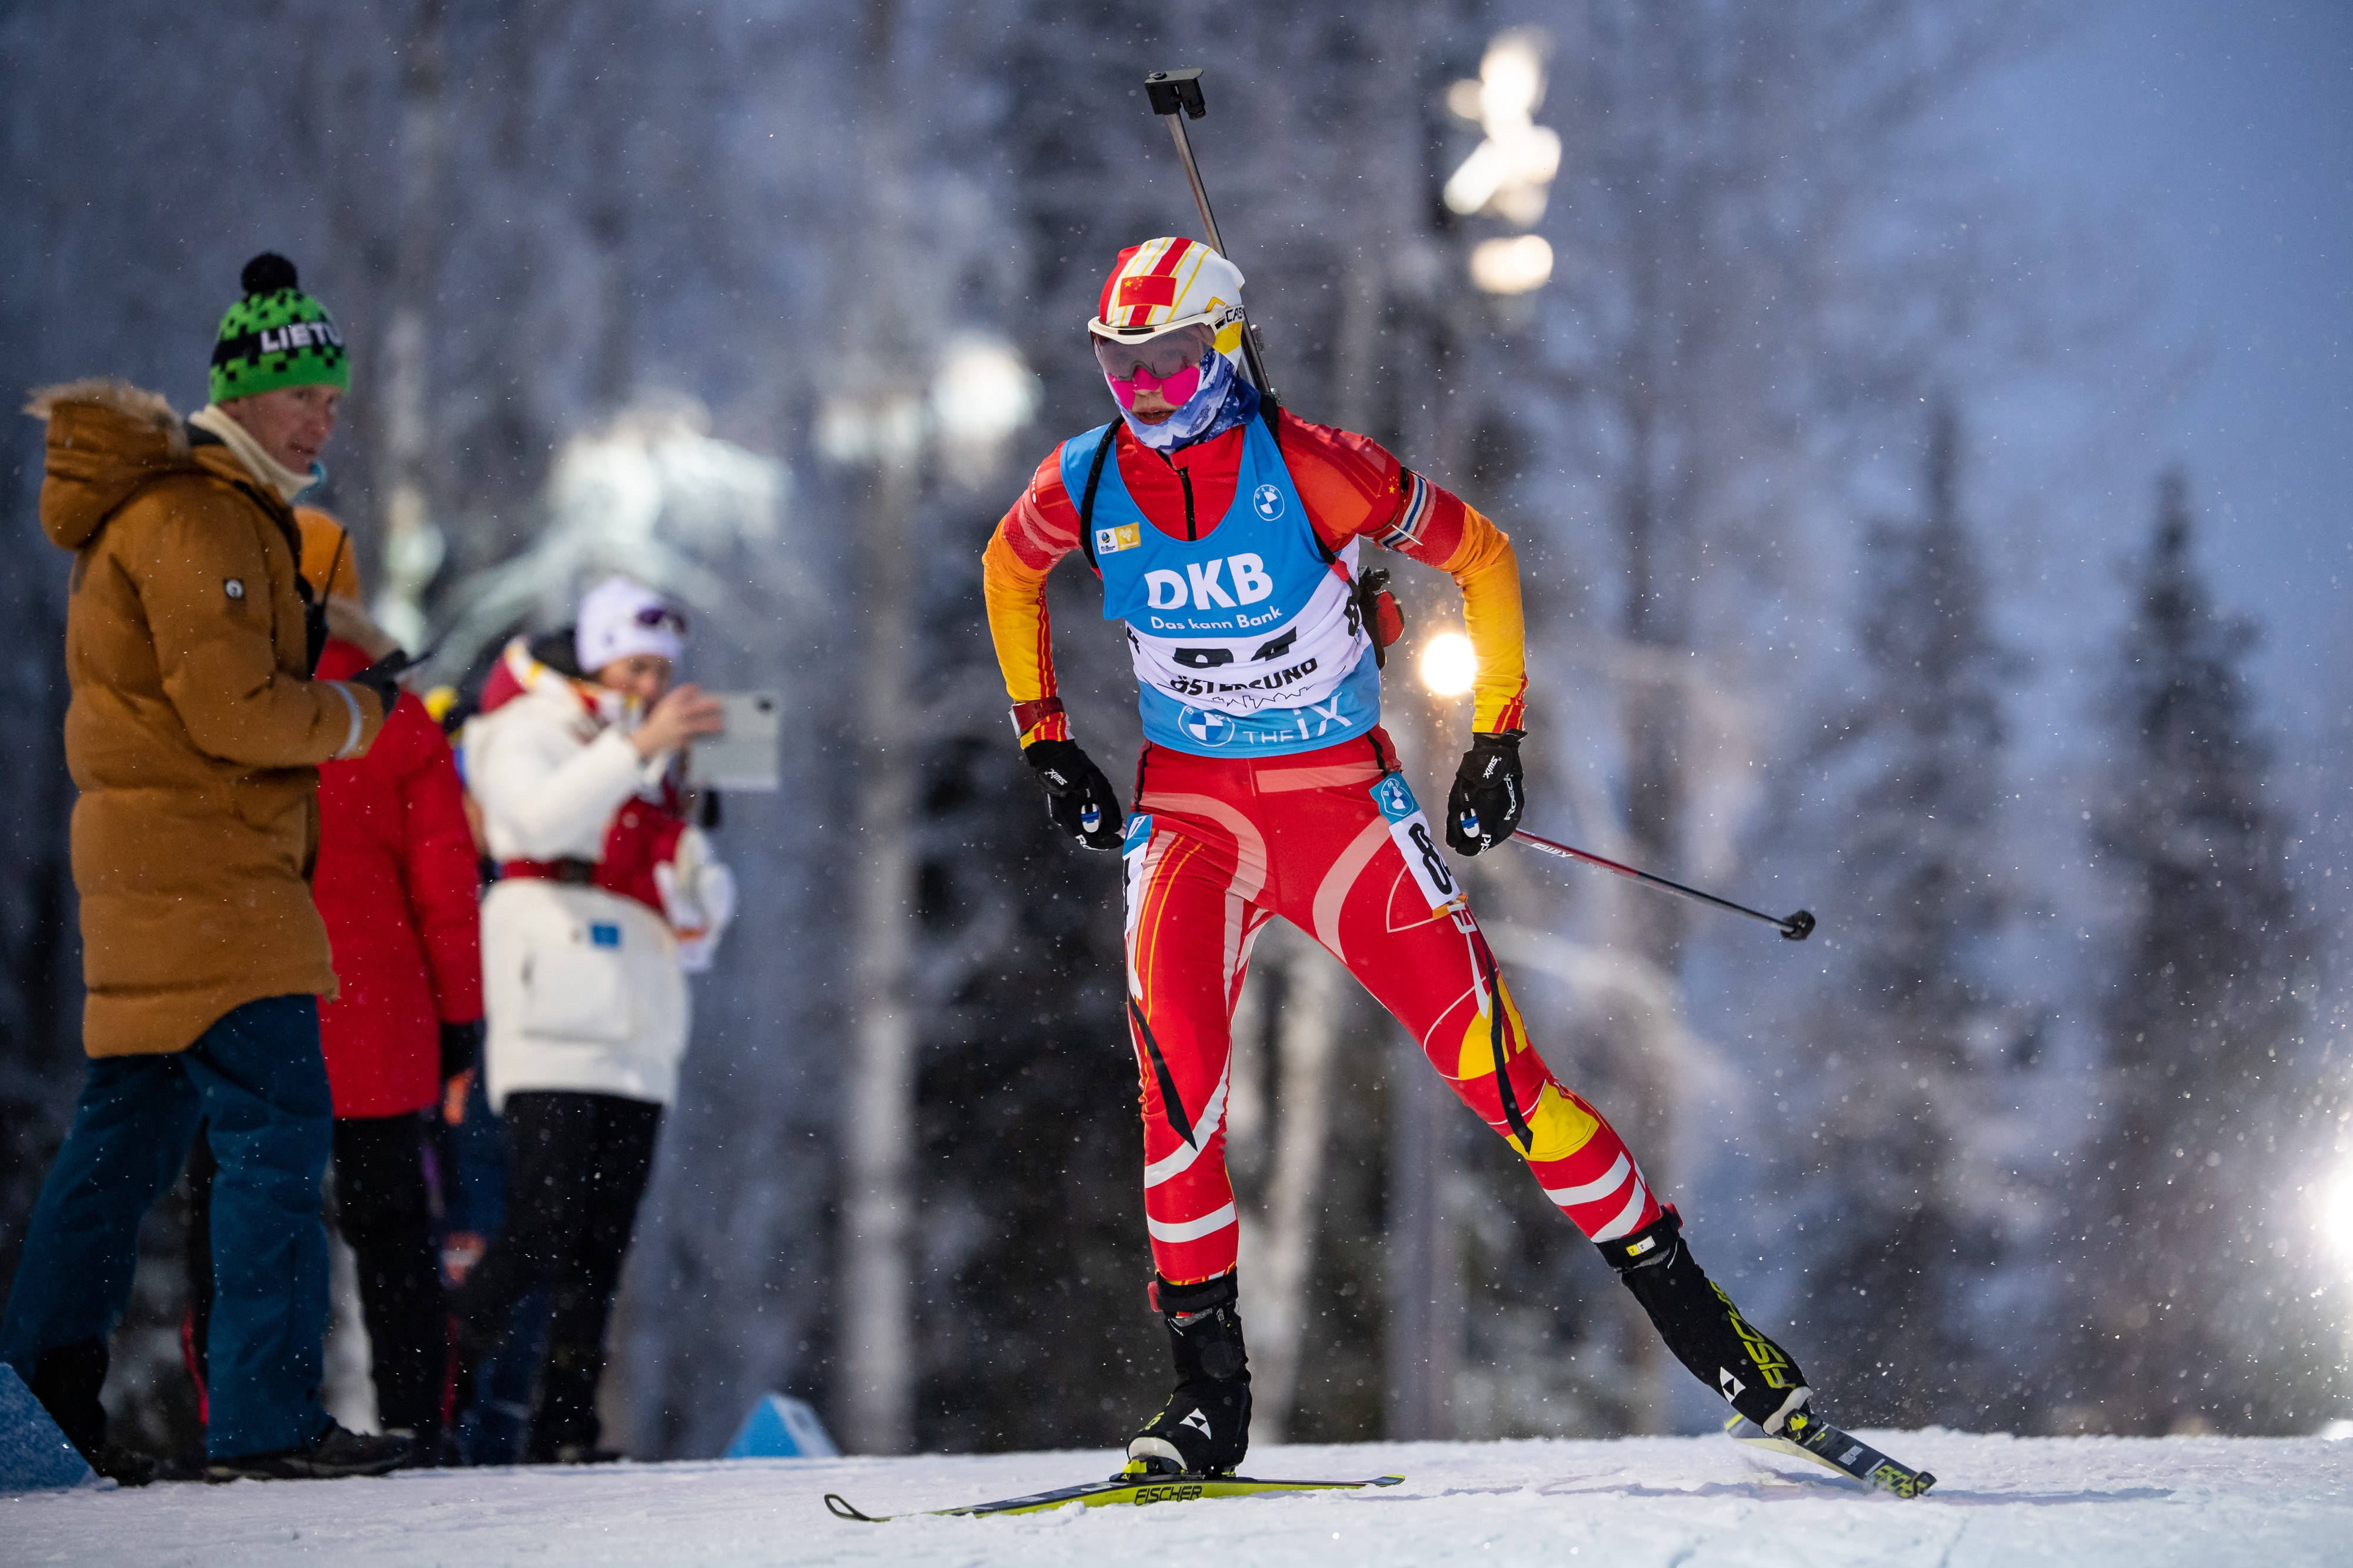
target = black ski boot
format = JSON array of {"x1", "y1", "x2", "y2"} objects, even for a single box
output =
[
  {"x1": 1601, "y1": 1209, "x2": 1814, "y2": 1435},
  {"x1": 1124, "y1": 1272, "x2": 1251, "y2": 1477}
]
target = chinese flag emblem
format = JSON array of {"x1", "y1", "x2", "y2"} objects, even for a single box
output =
[{"x1": 1116, "y1": 274, "x2": 1179, "y2": 309}]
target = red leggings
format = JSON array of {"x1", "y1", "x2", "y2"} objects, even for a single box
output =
[{"x1": 1123, "y1": 730, "x2": 1665, "y2": 1283}]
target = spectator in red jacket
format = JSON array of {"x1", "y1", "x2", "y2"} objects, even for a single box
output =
[{"x1": 187, "y1": 509, "x2": 484, "y2": 1463}]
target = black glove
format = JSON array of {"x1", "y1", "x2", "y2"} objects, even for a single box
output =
[
  {"x1": 1024, "y1": 739, "x2": 1126, "y2": 851},
  {"x1": 439, "y1": 1019, "x2": 484, "y2": 1082},
  {"x1": 344, "y1": 649, "x2": 414, "y2": 715},
  {"x1": 1445, "y1": 730, "x2": 1525, "y2": 856}
]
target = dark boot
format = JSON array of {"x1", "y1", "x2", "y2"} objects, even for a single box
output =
[
  {"x1": 445, "y1": 1287, "x2": 509, "y2": 1442},
  {"x1": 28, "y1": 1338, "x2": 155, "y2": 1486},
  {"x1": 1125, "y1": 1272, "x2": 1251, "y2": 1477},
  {"x1": 206, "y1": 1420, "x2": 413, "y2": 1481},
  {"x1": 526, "y1": 1344, "x2": 617, "y2": 1464},
  {"x1": 1602, "y1": 1208, "x2": 1814, "y2": 1434}
]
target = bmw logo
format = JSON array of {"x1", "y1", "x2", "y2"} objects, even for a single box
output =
[
  {"x1": 1252, "y1": 483, "x2": 1284, "y2": 521},
  {"x1": 1178, "y1": 706, "x2": 1238, "y2": 747}
]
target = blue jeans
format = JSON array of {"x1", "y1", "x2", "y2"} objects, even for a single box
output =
[{"x1": 1, "y1": 995, "x2": 333, "y2": 1459}]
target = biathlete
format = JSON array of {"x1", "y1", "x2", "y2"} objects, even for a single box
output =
[{"x1": 983, "y1": 238, "x2": 1822, "y2": 1476}]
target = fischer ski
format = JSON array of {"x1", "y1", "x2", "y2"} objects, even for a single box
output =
[
  {"x1": 824, "y1": 1470, "x2": 1404, "y2": 1522},
  {"x1": 1726, "y1": 1410, "x2": 1937, "y2": 1499}
]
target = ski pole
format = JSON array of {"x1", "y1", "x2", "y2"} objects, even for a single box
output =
[
  {"x1": 1485, "y1": 822, "x2": 1816, "y2": 941},
  {"x1": 1143, "y1": 68, "x2": 1279, "y2": 402}
]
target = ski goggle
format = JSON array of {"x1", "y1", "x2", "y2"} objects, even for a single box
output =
[{"x1": 1094, "y1": 326, "x2": 1212, "y2": 409}]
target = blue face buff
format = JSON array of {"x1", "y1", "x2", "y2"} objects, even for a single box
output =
[{"x1": 1116, "y1": 345, "x2": 1245, "y2": 452}]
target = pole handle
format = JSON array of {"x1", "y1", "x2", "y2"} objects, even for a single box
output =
[{"x1": 1144, "y1": 69, "x2": 1207, "y2": 119}]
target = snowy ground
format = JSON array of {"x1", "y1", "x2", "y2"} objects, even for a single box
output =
[{"x1": 9, "y1": 1431, "x2": 2351, "y2": 1566}]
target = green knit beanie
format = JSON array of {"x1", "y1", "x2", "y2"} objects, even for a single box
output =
[{"x1": 208, "y1": 252, "x2": 351, "y2": 405}]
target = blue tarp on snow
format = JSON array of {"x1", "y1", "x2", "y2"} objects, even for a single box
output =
[
  {"x1": 722, "y1": 1393, "x2": 838, "y2": 1460},
  {"x1": 0, "y1": 1363, "x2": 97, "y2": 1492}
]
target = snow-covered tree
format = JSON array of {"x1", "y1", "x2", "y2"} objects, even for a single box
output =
[
  {"x1": 2070, "y1": 473, "x2": 2328, "y2": 1434},
  {"x1": 1788, "y1": 402, "x2": 2031, "y2": 1427}
]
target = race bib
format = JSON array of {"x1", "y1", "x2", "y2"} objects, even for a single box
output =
[{"x1": 1368, "y1": 773, "x2": 1464, "y2": 919}]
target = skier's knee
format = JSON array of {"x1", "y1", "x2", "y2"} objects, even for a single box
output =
[{"x1": 1498, "y1": 1083, "x2": 1600, "y2": 1163}]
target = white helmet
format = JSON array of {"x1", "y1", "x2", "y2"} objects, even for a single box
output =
[{"x1": 1089, "y1": 237, "x2": 1248, "y2": 367}]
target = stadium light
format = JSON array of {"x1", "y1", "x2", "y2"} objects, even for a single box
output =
[
  {"x1": 814, "y1": 335, "x2": 1038, "y2": 479},
  {"x1": 1421, "y1": 631, "x2": 1477, "y2": 697},
  {"x1": 1469, "y1": 235, "x2": 1554, "y2": 295},
  {"x1": 1443, "y1": 29, "x2": 1562, "y2": 231},
  {"x1": 2321, "y1": 1167, "x2": 2353, "y2": 1261},
  {"x1": 930, "y1": 335, "x2": 1039, "y2": 449}
]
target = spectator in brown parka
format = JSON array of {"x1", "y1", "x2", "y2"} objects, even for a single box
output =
[{"x1": 0, "y1": 253, "x2": 415, "y2": 1482}]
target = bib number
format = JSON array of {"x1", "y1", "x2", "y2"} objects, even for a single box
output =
[{"x1": 1369, "y1": 773, "x2": 1463, "y2": 919}]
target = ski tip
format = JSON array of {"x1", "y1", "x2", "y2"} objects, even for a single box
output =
[
  {"x1": 823, "y1": 1493, "x2": 879, "y2": 1523},
  {"x1": 1371, "y1": 1474, "x2": 1406, "y2": 1487},
  {"x1": 1896, "y1": 1469, "x2": 1938, "y2": 1500}
]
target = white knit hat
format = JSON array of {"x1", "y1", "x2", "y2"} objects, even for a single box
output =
[{"x1": 575, "y1": 575, "x2": 685, "y2": 673}]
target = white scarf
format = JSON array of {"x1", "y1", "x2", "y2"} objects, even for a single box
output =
[{"x1": 188, "y1": 404, "x2": 320, "y2": 504}]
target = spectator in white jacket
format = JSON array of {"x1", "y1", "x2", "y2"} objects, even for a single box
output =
[{"x1": 450, "y1": 576, "x2": 732, "y2": 1463}]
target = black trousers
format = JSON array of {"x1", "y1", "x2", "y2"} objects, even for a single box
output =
[
  {"x1": 449, "y1": 1092, "x2": 661, "y2": 1452},
  {"x1": 189, "y1": 1112, "x2": 448, "y2": 1437}
]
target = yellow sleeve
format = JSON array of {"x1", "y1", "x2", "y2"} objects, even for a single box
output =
[
  {"x1": 1438, "y1": 505, "x2": 1529, "y2": 733},
  {"x1": 982, "y1": 522, "x2": 1070, "y2": 746}
]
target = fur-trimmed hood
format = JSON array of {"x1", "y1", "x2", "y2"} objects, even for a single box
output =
[{"x1": 26, "y1": 379, "x2": 194, "y2": 550}]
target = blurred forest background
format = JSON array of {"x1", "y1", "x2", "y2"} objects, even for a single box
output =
[{"x1": 2, "y1": 0, "x2": 2347, "y2": 1459}]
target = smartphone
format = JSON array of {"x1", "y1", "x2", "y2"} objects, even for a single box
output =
[{"x1": 685, "y1": 690, "x2": 782, "y2": 792}]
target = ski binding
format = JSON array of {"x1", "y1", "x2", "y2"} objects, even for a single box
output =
[
  {"x1": 1726, "y1": 1409, "x2": 1937, "y2": 1499},
  {"x1": 824, "y1": 1469, "x2": 1404, "y2": 1521}
]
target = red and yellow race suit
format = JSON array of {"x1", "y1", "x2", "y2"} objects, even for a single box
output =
[{"x1": 984, "y1": 410, "x2": 1661, "y2": 1283}]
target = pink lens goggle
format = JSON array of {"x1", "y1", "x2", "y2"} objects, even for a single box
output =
[{"x1": 1095, "y1": 329, "x2": 1209, "y2": 411}]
